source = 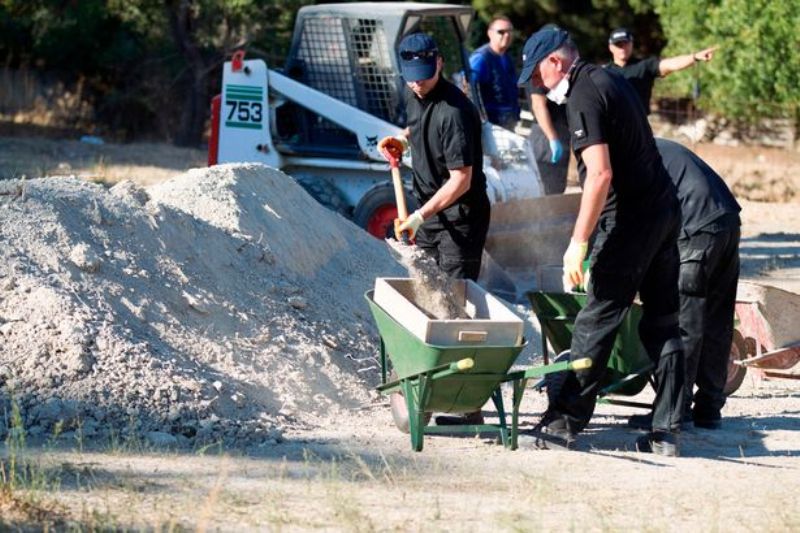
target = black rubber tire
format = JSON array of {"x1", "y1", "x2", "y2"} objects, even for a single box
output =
[
  {"x1": 353, "y1": 182, "x2": 418, "y2": 239},
  {"x1": 295, "y1": 177, "x2": 352, "y2": 218},
  {"x1": 388, "y1": 371, "x2": 431, "y2": 434},
  {"x1": 544, "y1": 350, "x2": 572, "y2": 406},
  {"x1": 723, "y1": 329, "x2": 748, "y2": 396}
]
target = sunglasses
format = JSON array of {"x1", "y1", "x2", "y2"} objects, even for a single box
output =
[
  {"x1": 495, "y1": 29, "x2": 514, "y2": 35},
  {"x1": 400, "y1": 49, "x2": 438, "y2": 61}
]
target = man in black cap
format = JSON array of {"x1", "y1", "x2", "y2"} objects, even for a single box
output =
[
  {"x1": 606, "y1": 27, "x2": 717, "y2": 114},
  {"x1": 627, "y1": 138, "x2": 741, "y2": 431},
  {"x1": 517, "y1": 29, "x2": 686, "y2": 455},
  {"x1": 379, "y1": 32, "x2": 490, "y2": 425}
]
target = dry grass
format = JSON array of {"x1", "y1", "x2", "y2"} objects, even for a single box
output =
[{"x1": 0, "y1": 136, "x2": 206, "y2": 186}]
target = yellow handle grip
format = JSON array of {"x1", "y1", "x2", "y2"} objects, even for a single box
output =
[
  {"x1": 455, "y1": 358, "x2": 475, "y2": 371},
  {"x1": 570, "y1": 357, "x2": 592, "y2": 371}
]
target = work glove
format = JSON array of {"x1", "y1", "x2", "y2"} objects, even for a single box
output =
[
  {"x1": 378, "y1": 135, "x2": 408, "y2": 162},
  {"x1": 562, "y1": 239, "x2": 588, "y2": 291},
  {"x1": 549, "y1": 138, "x2": 564, "y2": 164},
  {"x1": 396, "y1": 210, "x2": 424, "y2": 241}
]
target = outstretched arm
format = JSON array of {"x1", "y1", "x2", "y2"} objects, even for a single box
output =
[{"x1": 659, "y1": 45, "x2": 718, "y2": 77}]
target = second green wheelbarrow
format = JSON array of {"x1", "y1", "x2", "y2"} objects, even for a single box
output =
[{"x1": 528, "y1": 290, "x2": 654, "y2": 406}]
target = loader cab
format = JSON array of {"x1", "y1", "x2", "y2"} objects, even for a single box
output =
[{"x1": 275, "y1": 3, "x2": 476, "y2": 159}]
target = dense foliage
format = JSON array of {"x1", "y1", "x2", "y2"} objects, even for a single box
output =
[
  {"x1": 1, "y1": 0, "x2": 796, "y2": 143},
  {"x1": 654, "y1": 0, "x2": 800, "y2": 125}
]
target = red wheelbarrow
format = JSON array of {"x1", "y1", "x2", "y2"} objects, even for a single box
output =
[{"x1": 730, "y1": 281, "x2": 800, "y2": 384}]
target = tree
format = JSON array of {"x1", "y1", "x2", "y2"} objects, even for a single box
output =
[{"x1": 654, "y1": 0, "x2": 800, "y2": 126}]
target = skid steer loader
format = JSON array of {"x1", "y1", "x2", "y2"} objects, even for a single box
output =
[{"x1": 208, "y1": 2, "x2": 579, "y2": 295}]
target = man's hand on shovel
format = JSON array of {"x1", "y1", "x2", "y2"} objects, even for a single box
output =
[
  {"x1": 379, "y1": 135, "x2": 416, "y2": 243},
  {"x1": 378, "y1": 136, "x2": 408, "y2": 162},
  {"x1": 396, "y1": 210, "x2": 424, "y2": 240}
]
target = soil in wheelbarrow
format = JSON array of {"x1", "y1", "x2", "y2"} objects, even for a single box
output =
[{"x1": 386, "y1": 239, "x2": 469, "y2": 320}]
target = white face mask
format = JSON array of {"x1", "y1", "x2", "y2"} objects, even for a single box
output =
[
  {"x1": 546, "y1": 77, "x2": 570, "y2": 105},
  {"x1": 546, "y1": 57, "x2": 579, "y2": 105}
]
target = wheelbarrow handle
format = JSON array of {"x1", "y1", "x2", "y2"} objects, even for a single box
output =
[
  {"x1": 377, "y1": 358, "x2": 475, "y2": 393},
  {"x1": 570, "y1": 357, "x2": 592, "y2": 370}
]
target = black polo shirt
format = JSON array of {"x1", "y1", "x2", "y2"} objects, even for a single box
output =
[
  {"x1": 404, "y1": 78, "x2": 488, "y2": 224},
  {"x1": 566, "y1": 60, "x2": 674, "y2": 220},
  {"x1": 605, "y1": 56, "x2": 660, "y2": 114},
  {"x1": 655, "y1": 138, "x2": 741, "y2": 236}
]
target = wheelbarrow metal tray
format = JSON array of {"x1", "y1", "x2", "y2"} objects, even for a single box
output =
[
  {"x1": 366, "y1": 290, "x2": 525, "y2": 414},
  {"x1": 373, "y1": 277, "x2": 523, "y2": 346}
]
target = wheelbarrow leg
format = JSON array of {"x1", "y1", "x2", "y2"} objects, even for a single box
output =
[
  {"x1": 400, "y1": 376, "x2": 431, "y2": 452},
  {"x1": 510, "y1": 378, "x2": 528, "y2": 450},
  {"x1": 490, "y1": 387, "x2": 510, "y2": 448}
]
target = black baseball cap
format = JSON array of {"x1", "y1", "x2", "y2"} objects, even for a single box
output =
[
  {"x1": 517, "y1": 29, "x2": 570, "y2": 87},
  {"x1": 608, "y1": 28, "x2": 633, "y2": 44},
  {"x1": 398, "y1": 33, "x2": 439, "y2": 82}
]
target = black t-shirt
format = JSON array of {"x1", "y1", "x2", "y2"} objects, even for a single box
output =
[
  {"x1": 404, "y1": 78, "x2": 488, "y2": 224},
  {"x1": 605, "y1": 56, "x2": 660, "y2": 114},
  {"x1": 655, "y1": 138, "x2": 741, "y2": 236},
  {"x1": 566, "y1": 61, "x2": 674, "y2": 220}
]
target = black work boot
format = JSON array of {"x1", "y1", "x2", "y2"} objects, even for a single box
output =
[
  {"x1": 635, "y1": 431, "x2": 680, "y2": 457},
  {"x1": 530, "y1": 411, "x2": 577, "y2": 450},
  {"x1": 435, "y1": 410, "x2": 484, "y2": 426}
]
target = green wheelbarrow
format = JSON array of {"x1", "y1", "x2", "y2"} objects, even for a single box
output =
[
  {"x1": 366, "y1": 290, "x2": 591, "y2": 452},
  {"x1": 527, "y1": 290, "x2": 655, "y2": 408}
]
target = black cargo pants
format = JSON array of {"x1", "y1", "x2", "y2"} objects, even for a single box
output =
[
  {"x1": 552, "y1": 205, "x2": 686, "y2": 433},
  {"x1": 678, "y1": 214, "x2": 741, "y2": 422}
]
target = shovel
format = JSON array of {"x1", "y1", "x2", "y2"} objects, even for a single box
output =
[{"x1": 380, "y1": 147, "x2": 410, "y2": 244}]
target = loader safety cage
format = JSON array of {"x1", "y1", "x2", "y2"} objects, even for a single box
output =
[{"x1": 278, "y1": 3, "x2": 476, "y2": 158}]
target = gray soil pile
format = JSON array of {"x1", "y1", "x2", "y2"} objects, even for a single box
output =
[{"x1": 0, "y1": 164, "x2": 403, "y2": 448}]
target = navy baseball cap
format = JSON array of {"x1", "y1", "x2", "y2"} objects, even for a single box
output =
[
  {"x1": 398, "y1": 33, "x2": 439, "y2": 82},
  {"x1": 609, "y1": 28, "x2": 633, "y2": 44},
  {"x1": 517, "y1": 29, "x2": 569, "y2": 87}
]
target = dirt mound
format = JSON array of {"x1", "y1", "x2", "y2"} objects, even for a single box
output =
[{"x1": 0, "y1": 164, "x2": 403, "y2": 448}]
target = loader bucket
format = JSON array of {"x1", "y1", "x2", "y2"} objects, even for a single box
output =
[{"x1": 484, "y1": 193, "x2": 580, "y2": 295}]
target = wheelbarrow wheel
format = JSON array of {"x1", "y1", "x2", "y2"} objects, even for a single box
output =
[
  {"x1": 544, "y1": 350, "x2": 572, "y2": 405},
  {"x1": 389, "y1": 371, "x2": 431, "y2": 434},
  {"x1": 723, "y1": 329, "x2": 748, "y2": 396}
]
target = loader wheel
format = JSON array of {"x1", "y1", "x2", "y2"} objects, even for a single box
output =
[
  {"x1": 353, "y1": 183, "x2": 418, "y2": 239},
  {"x1": 296, "y1": 177, "x2": 352, "y2": 218},
  {"x1": 388, "y1": 371, "x2": 431, "y2": 434},
  {"x1": 723, "y1": 329, "x2": 748, "y2": 396}
]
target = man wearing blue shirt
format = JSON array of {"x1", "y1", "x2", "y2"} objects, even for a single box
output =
[{"x1": 470, "y1": 17, "x2": 520, "y2": 131}]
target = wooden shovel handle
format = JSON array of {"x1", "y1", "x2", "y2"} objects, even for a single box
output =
[{"x1": 391, "y1": 165, "x2": 409, "y2": 220}]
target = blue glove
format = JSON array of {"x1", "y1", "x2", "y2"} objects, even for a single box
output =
[{"x1": 549, "y1": 138, "x2": 564, "y2": 164}]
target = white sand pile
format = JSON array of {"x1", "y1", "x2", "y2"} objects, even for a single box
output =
[{"x1": 0, "y1": 164, "x2": 403, "y2": 448}]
